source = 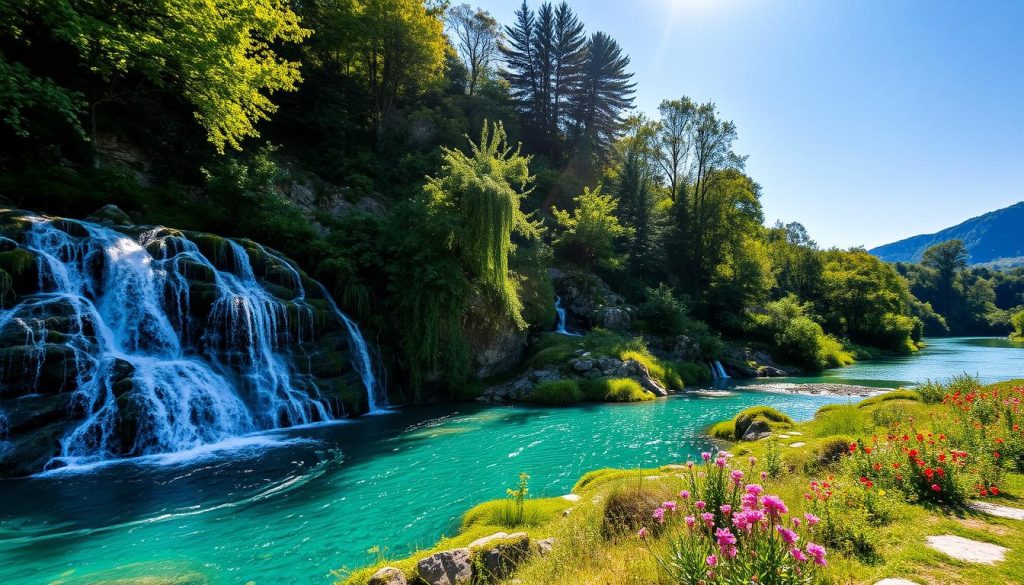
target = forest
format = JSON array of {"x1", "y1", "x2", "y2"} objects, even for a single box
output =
[{"x1": 2, "y1": 0, "x2": 1022, "y2": 402}]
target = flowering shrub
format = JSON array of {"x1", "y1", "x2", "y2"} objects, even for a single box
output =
[
  {"x1": 844, "y1": 431, "x2": 975, "y2": 504},
  {"x1": 945, "y1": 382, "x2": 1024, "y2": 477},
  {"x1": 642, "y1": 451, "x2": 826, "y2": 584}
]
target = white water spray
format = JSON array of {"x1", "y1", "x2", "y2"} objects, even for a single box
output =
[
  {"x1": 1, "y1": 215, "x2": 380, "y2": 467},
  {"x1": 554, "y1": 296, "x2": 580, "y2": 336}
]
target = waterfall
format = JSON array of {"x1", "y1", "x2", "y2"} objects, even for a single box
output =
[
  {"x1": 1, "y1": 214, "x2": 380, "y2": 468},
  {"x1": 554, "y1": 296, "x2": 580, "y2": 336},
  {"x1": 315, "y1": 282, "x2": 385, "y2": 413},
  {"x1": 712, "y1": 360, "x2": 730, "y2": 380}
]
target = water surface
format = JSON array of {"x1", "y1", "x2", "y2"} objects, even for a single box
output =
[{"x1": 0, "y1": 337, "x2": 1021, "y2": 584}]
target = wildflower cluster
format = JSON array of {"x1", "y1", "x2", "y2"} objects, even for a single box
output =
[
  {"x1": 844, "y1": 431, "x2": 973, "y2": 504},
  {"x1": 945, "y1": 382, "x2": 1024, "y2": 476},
  {"x1": 643, "y1": 451, "x2": 825, "y2": 584}
]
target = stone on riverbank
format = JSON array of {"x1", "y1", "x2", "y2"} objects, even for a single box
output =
[
  {"x1": 469, "y1": 532, "x2": 531, "y2": 581},
  {"x1": 368, "y1": 566, "x2": 407, "y2": 585},
  {"x1": 416, "y1": 548, "x2": 472, "y2": 585}
]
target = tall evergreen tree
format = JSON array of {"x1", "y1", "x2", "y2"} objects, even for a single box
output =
[
  {"x1": 574, "y1": 31, "x2": 635, "y2": 153},
  {"x1": 612, "y1": 116, "x2": 659, "y2": 275},
  {"x1": 501, "y1": 2, "x2": 541, "y2": 137}
]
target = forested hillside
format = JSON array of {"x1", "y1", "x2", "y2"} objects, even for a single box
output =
[
  {"x1": 3, "y1": 0, "x2": 1010, "y2": 404},
  {"x1": 871, "y1": 201, "x2": 1024, "y2": 265}
]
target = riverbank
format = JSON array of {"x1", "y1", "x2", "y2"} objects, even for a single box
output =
[{"x1": 340, "y1": 379, "x2": 1024, "y2": 585}]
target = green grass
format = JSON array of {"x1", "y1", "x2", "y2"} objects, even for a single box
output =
[
  {"x1": 340, "y1": 379, "x2": 1024, "y2": 585},
  {"x1": 582, "y1": 378, "x2": 654, "y2": 402},
  {"x1": 809, "y1": 404, "x2": 870, "y2": 437},
  {"x1": 855, "y1": 389, "x2": 921, "y2": 407},
  {"x1": 523, "y1": 379, "x2": 582, "y2": 405}
]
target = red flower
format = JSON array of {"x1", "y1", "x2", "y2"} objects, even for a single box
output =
[
  {"x1": 908, "y1": 449, "x2": 918, "y2": 458},
  {"x1": 916, "y1": 433, "x2": 924, "y2": 442},
  {"x1": 865, "y1": 447, "x2": 873, "y2": 454},
  {"x1": 931, "y1": 484, "x2": 941, "y2": 492},
  {"x1": 873, "y1": 463, "x2": 882, "y2": 471},
  {"x1": 994, "y1": 452, "x2": 1001, "y2": 459},
  {"x1": 924, "y1": 468, "x2": 934, "y2": 479},
  {"x1": 991, "y1": 486, "x2": 1000, "y2": 495},
  {"x1": 849, "y1": 443, "x2": 858, "y2": 452},
  {"x1": 892, "y1": 462, "x2": 901, "y2": 469},
  {"x1": 938, "y1": 453, "x2": 946, "y2": 462}
]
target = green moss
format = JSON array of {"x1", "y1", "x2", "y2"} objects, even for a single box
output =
[
  {"x1": 856, "y1": 389, "x2": 921, "y2": 407},
  {"x1": 0, "y1": 248, "x2": 33, "y2": 276},
  {"x1": 524, "y1": 379, "x2": 582, "y2": 406},
  {"x1": 708, "y1": 420, "x2": 736, "y2": 440},
  {"x1": 734, "y1": 406, "x2": 793, "y2": 438},
  {"x1": 573, "y1": 468, "x2": 642, "y2": 492},
  {"x1": 581, "y1": 377, "x2": 653, "y2": 402}
]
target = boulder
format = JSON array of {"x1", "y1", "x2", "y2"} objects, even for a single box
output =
[
  {"x1": 416, "y1": 548, "x2": 472, "y2": 585},
  {"x1": 640, "y1": 376, "x2": 669, "y2": 397},
  {"x1": 87, "y1": 204, "x2": 133, "y2": 226},
  {"x1": 534, "y1": 537, "x2": 555, "y2": 556},
  {"x1": 741, "y1": 419, "x2": 773, "y2": 441},
  {"x1": 571, "y1": 359, "x2": 594, "y2": 372},
  {"x1": 470, "y1": 532, "x2": 531, "y2": 582},
  {"x1": 368, "y1": 566, "x2": 407, "y2": 585}
]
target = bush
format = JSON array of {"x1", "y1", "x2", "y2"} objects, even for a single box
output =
[
  {"x1": 746, "y1": 295, "x2": 854, "y2": 370},
  {"x1": 915, "y1": 380, "x2": 947, "y2": 404},
  {"x1": 580, "y1": 377, "x2": 655, "y2": 402},
  {"x1": 524, "y1": 379, "x2": 581, "y2": 405},
  {"x1": 638, "y1": 283, "x2": 688, "y2": 336},
  {"x1": 668, "y1": 361, "x2": 712, "y2": 387},
  {"x1": 1012, "y1": 308, "x2": 1024, "y2": 340},
  {"x1": 602, "y1": 486, "x2": 671, "y2": 538}
]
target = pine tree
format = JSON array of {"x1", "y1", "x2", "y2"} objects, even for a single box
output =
[
  {"x1": 574, "y1": 31, "x2": 635, "y2": 153},
  {"x1": 501, "y1": 2, "x2": 542, "y2": 136}
]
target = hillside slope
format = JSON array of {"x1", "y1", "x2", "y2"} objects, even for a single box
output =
[{"x1": 870, "y1": 201, "x2": 1024, "y2": 264}]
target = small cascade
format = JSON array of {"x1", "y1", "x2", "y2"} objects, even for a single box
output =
[
  {"x1": 554, "y1": 296, "x2": 580, "y2": 336},
  {"x1": 0, "y1": 214, "x2": 381, "y2": 469},
  {"x1": 712, "y1": 360, "x2": 730, "y2": 380},
  {"x1": 316, "y1": 282, "x2": 385, "y2": 413}
]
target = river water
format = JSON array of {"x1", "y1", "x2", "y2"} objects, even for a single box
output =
[{"x1": 0, "y1": 337, "x2": 1020, "y2": 584}]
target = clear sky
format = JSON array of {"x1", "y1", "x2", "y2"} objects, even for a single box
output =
[{"x1": 471, "y1": 0, "x2": 1024, "y2": 249}]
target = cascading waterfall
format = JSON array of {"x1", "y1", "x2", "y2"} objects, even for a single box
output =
[
  {"x1": 316, "y1": 283, "x2": 384, "y2": 413},
  {"x1": 1, "y1": 214, "x2": 380, "y2": 468},
  {"x1": 711, "y1": 360, "x2": 730, "y2": 380},
  {"x1": 554, "y1": 296, "x2": 580, "y2": 336}
]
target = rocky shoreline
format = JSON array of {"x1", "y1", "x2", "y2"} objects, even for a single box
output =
[{"x1": 734, "y1": 382, "x2": 890, "y2": 397}]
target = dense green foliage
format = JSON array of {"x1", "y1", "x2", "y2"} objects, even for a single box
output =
[{"x1": 1, "y1": 0, "x2": 965, "y2": 402}]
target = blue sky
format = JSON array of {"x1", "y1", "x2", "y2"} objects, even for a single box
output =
[{"x1": 472, "y1": 0, "x2": 1024, "y2": 249}]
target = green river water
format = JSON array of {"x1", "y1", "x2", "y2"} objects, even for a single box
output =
[{"x1": 0, "y1": 337, "x2": 1021, "y2": 584}]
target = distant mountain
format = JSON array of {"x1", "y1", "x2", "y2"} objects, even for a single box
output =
[{"x1": 870, "y1": 201, "x2": 1024, "y2": 265}]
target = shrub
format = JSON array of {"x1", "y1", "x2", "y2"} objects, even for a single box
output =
[
  {"x1": 1012, "y1": 309, "x2": 1024, "y2": 340},
  {"x1": 811, "y1": 435, "x2": 856, "y2": 470},
  {"x1": 524, "y1": 379, "x2": 581, "y2": 405},
  {"x1": 604, "y1": 378, "x2": 654, "y2": 402},
  {"x1": 746, "y1": 295, "x2": 854, "y2": 370},
  {"x1": 602, "y1": 486, "x2": 671, "y2": 538},
  {"x1": 763, "y1": 438, "x2": 783, "y2": 478},
  {"x1": 582, "y1": 377, "x2": 654, "y2": 402},
  {"x1": 915, "y1": 380, "x2": 947, "y2": 404},
  {"x1": 669, "y1": 361, "x2": 712, "y2": 387},
  {"x1": 645, "y1": 451, "x2": 829, "y2": 584},
  {"x1": 638, "y1": 283, "x2": 689, "y2": 336}
]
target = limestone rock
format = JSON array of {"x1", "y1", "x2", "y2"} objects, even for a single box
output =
[
  {"x1": 741, "y1": 419, "x2": 773, "y2": 441},
  {"x1": 473, "y1": 532, "x2": 531, "y2": 581},
  {"x1": 87, "y1": 204, "x2": 133, "y2": 226},
  {"x1": 535, "y1": 537, "x2": 555, "y2": 556},
  {"x1": 925, "y1": 534, "x2": 1007, "y2": 564},
  {"x1": 368, "y1": 566, "x2": 407, "y2": 585},
  {"x1": 416, "y1": 548, "x2": 472, "y2": 585}
]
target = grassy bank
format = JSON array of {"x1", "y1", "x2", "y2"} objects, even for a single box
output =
[{"x1": 338, "y1": 378, "x2": 1024, "y2": 584}]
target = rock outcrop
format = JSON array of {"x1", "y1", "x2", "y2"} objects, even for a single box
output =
[
  {"x1": 416, "y1": 548, "x2": 473, "y2": 585},
  {"x1": 0, "y1": 208, "x2": 368, "y2": 477}
]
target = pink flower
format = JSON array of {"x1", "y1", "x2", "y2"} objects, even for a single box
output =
[
  {"x1": 791, "y1": 517, "x2": 802, "y2": 528},
  {"x1": 741, "y1": 493, "x2": 759, "y2": 510},
  {"x1": 720, "y1": 504, "x2": 732, "y2": 515},
  {"x1": 701, "y1": 512, "x2": 715, "y2": 526},
  {"x1": 702, "y1": 452, "x2": 712, "y2": 462},
  {"x1": 776, "y1": 526, "x2": 799, "y2": 545},
  {"x1": 746, "y1": 484, "x2": 764, "y2": 496},
  {"x1": 653, "y1": 507, "x2": 665, "y2": 524},
  {"x1": 748, "y1": 456, "x2": 757, "y2": 466},
  {"x1": 687, "y1": 461, "x2": 695, "y2": 469},
  {"x1": 663, "y1": 501, "x2": 677, "y2": 512},
  {"x1": 715, "y1": 527, "x2": 737, "y2": 547},
  {"x1": 806, "y1": 543, "x2": 827, "y2": 566},
  {"x1": 804, "y1": 513, "x2": 820, "y2": 526},
  {"x1": 679, "y1": 490, "x2": 690, "y2": 500},
  {"x1": 685, "y1": 515, "x2": 696, "y2": 528},
  {"x1": 637, "y1": 527, "x2": 649, "y2": 539},
  {"x1": 715, "y1": 457, "x2": 727, "y2": 468},
  {"x1": 760, "y1": 471, "x2": 768, "y2": 480},
  {"x1": 762, "y1": 494, "x2": 788, "y2": 517},
  {"x1": 790, "y1": 548, "x2": 808, "y2": 562},
  {"x1": 730, "y1": 469, "x2": 744, "y2": 485},
  {"x1": 706, "y1": 554, "x2": 718, "y2": 567},
  {"x1": 695, "y1": 500, "x2": 707, "y2": 510}
]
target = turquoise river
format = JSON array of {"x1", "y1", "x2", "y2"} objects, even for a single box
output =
[{"x1": 0, "y1": 337, "x2": 1021, "y2": 584}]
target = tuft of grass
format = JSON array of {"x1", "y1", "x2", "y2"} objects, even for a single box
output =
[
  {"x1": 856, "y1": 389, "x2": 921, "y2": 407},
  {"x1": 619, "y1": 350, "x2": 665, "y2": 380},
  {"x1": 580, "y1": 377, "x2": 654, "y2": 402},
  {"x1": 810, "y1": 405, "x2": 870, "y2": 438},
  {"x1": 524, "y1": 379, "x2": 582, "y2": 405},
  {"x1": 667, "y1": 360, "x2": 712, "y2": 387},
  {"x1": 734, "y1": 406, "x2": 793, "y2": 439},
  {"x1": 707, "y1": 420, "x2": 736, "y2": 440}
]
